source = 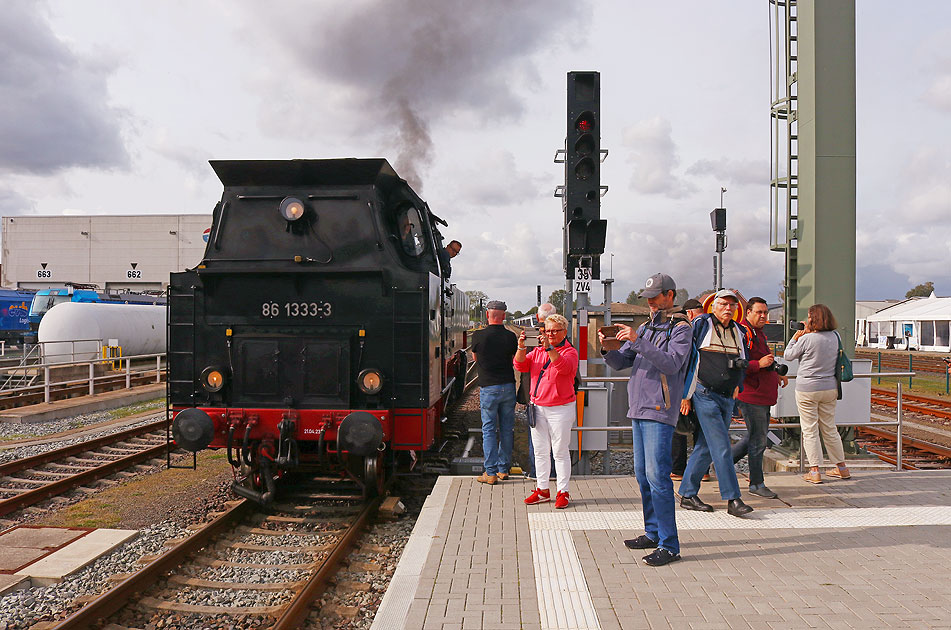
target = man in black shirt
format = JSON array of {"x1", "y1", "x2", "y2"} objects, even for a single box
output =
[{"x1": 472, "y1": 300, "x2": 518, "y2": 484}]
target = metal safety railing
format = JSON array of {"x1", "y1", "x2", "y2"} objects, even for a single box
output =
[
  {"x1": 577, "y1": 371, "x2": 915, "y2": 473},
  {"x1": 0, "y1": 352, "x2": 165, "y2": 404}
]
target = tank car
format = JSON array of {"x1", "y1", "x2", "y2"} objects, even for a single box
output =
[{"x1": 169, "y1": 159, "x2": 468, "y2": 504}]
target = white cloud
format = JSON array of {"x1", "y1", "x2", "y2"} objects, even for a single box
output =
[
  {"x1": 621, "y1": 117, "x2": 696, "y2": 199},
  {"x1": 686, "y1": 158, "x2": 768, "y2": 187}
]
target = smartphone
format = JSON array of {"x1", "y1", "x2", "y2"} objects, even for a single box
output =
[
  {"x1": 523, "y1": 329, "x2": 540, "y2": 347},
  {"x1": 790, "y1": 321, "x2": 805, "y2": 331},
  {"x1": 599, "y1": 325, "x2": 621, "y2": 351}
]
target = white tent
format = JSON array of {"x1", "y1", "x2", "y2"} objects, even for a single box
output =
[{"x1": 865, "y1": 293, "x2": 951, "y2": 351}]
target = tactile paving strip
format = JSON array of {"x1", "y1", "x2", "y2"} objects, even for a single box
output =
[
  {"x1": 530, "y1": 505, "x2": 951, "y2": 531},
  {"x1": 531, "y1": 528, "x2": 600, "y2": 630}
]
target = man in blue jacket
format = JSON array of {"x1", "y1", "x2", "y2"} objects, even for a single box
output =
[
  {"x1": 599, "y1": 273, "x2": 691, "y2": 567},
  {"x1": 679, "y1": 289, "x2": 753, "y2": 517}
]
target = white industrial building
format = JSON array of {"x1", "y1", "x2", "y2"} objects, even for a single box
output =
[
  {"x1": 2, "y1": 215, "x2": 210, "y2": 291},
  {"x1": 863, "y1": 293, "x2": 951, "y2": 352}
]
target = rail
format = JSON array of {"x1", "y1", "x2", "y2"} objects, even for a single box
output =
[
  {"x1": 577, "y1": 371, "x2": 916, "y2": 472},
  {"x1": 0, "y1": 352, "x2": 166, "y2": 404}
]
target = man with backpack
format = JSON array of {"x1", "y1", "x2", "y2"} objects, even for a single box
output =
[{"x1": 599, "y1": 273, "x2": 691, "y2": 567}]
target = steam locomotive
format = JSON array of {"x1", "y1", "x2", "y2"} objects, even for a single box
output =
[{"x1": 169, "y1": 159, "x2": 468, "y2": 503}]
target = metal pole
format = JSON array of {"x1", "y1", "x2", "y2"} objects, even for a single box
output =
[
  {"x1": 896, "y1": 380, "x2": 903, "y2": 471},
  {"x1": 156, "y1": 355, "x2": 162, "y2": 383},
  {"x1": 89, "y1": 362, "x2": 95, "y2": 396},
  {"x1": 44, "y1": 366, "x2": 50, "y2": 403},
  {"x1": 126, "y1": 358, "x2": 131, "y2": 389},
  {"x1": 602, "y1": 277, "x2": 613, "y2": 476},
  {"x1": 877, "y1": 351, "x2": 881, "y2": 385},
  {"x1": 908, "y1": 354, "x2": 913, "y2": 390}
]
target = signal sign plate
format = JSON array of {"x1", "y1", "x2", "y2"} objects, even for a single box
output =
[{"x1": 574, "y1": 267, "x2": 592, "y2": 293}]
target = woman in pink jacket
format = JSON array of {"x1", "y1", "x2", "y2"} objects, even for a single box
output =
[{"x1": 514, "y1": 313, "x2": 578, "y2": 509}]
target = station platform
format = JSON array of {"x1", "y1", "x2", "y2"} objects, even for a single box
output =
[
  {"x1": 0, "y1": 525, "x2": 137, "y2": 594},
  {"x1": 373, "y1": 469, "x2": 951, "y2": 630},
  {"x1": 0, "y1": 382, "x2": 165, "y2": 424}
]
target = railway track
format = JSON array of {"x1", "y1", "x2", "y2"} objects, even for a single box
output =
[
  {"x1": 44, "y1": 478, "x2": 385, "y2": 630},
  {"x1": 0, "y1": 418, "x2": 169, "y2": 518},
  {"x1": 854, "y1": 424, "x2": 951, "y2": 470},
  {"x1": 855, "y1": 349, "x2": 949, "y2": 374},
  {"x1": 870, "y1": 387, "x2": 951, "y2": 421}
]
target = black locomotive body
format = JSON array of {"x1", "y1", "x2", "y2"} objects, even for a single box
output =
[{"x1": 169, "y1": 159, "x2": 468, "y2": 503}]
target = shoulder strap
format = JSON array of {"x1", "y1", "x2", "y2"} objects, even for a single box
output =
[{"x1": 532, "y1": 356, "x2": 552, "y2": 397}]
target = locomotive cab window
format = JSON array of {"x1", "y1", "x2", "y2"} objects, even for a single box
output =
[{"x1": 396, "y1": 206, "x2": 427, "y2": 257}]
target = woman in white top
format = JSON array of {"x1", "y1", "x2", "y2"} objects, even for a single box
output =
[{"x1": 783, "y1": 303, "x2": 850, "y2": 484}]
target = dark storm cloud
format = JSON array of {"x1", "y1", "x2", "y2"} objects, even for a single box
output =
[
  {"x1": 0, "y1": 2, "x2": 129, "y2": 175},
  {"x1": 0, "y1": 187, "x2": 35, "y2": 216},
  {"x1": 262, "y1": 0, "x2": 589, "y2": 190}
]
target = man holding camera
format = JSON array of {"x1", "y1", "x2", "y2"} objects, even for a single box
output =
[
  {"x1": 732, "y1": 297, "x2": 787, "y2": 499},
  {"x1": 679, "y1": 289, "x2": 753, "y2": 517}
]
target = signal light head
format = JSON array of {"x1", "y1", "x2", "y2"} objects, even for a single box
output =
[
  {"x1": 575, "y1": 111, "x2": 595, "y2": 133},
  {"x1": 279, "y1": 197, "x2": 306, "y2": 222}
]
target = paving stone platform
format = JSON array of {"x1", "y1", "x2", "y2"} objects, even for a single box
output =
[{"x1": 373, "y1": 469, "x2": 951, "y2": 630}]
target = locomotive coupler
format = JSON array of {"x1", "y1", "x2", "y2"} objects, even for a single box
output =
[
  {"x1": 241, "y1": 416, "x2": 258, "y2": 466},
  {"x1": 226, "y1": 422, "x2": 240, "y2": 468},
  {"x1": 276, "y1": 413, "x2": 299, "y2": 469}
]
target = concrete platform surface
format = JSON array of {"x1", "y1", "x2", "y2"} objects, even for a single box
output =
[
  {"x1": 0, "y1": 382, "x2": 164, "y2": 424},
  {"x1": 6, "y1": 527, "x2": 138, "y2": 587},
  {"x1": 374, "y1": 469, "x2": 951, "y2": 630}
]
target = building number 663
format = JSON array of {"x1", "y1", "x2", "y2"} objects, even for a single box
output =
[{"x1": 261, "y1": 301, "x2": 332, "y2": 318}]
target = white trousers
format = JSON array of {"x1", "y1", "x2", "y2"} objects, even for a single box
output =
[
  {"x1": 796, "y1": 388, "x2": 846, "y2": 467},
  {"x1": 530, "y1": 402, "x2": 576, "y2": 493}
]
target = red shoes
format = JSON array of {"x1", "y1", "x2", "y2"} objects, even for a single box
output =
[
  {"x1": 524, "y1": 488, "x2": 570, "y2": 509},
  {"x1": 524, "y1": 488, "x2": 551, "y2": 505}
]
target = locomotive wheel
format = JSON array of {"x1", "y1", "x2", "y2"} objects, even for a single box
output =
[{"x1": 363, "y1": 452, "x2": 387, "y2": 498}]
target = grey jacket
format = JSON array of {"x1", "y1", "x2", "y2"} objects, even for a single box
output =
[
  {"x1": 783, "y1": 330, "x2": 838, "y2": 392},
  {"x1": 603, "y1": 311, "x2": 692, "y2": 426}
]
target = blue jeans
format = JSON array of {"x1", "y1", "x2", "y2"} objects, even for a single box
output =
[
  {"x1": 679, "y1": 383, "x2": 742, "y2": 500},
  {"x1": 631, "y1": 418, "x2": 679, "y2": 555},
  {"x1": 480, "y1": 383, "x2": 516, "y2": 475},
  {"x1": 732, "y1": 401, "x2": 770, "y2": 487}
]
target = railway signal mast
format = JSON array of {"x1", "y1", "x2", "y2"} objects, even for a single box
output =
[{"x1": 556, "y1": 71, "x2": 609, "y2": 473}]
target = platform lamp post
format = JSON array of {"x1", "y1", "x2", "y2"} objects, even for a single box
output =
[{"x1": 711, "y1": 187, "x2": 727, "y2": 291}]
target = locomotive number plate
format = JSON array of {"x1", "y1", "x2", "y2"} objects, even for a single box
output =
[{"x1": 261, "y1": 301, "x2": 333, "y2": 318}]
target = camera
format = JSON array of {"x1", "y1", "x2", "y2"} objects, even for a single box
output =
[
  {"x1": 727, "y1": 357, "x2": 749, "y2": 370},
  {"x1": 764, "y1": 362, "x2": 789, "y2": 376},
  {"x1": 943, "y1": 357, "x2": 951, "y2": 366},
  {"x1": 790, "y1": 321, "x2": 805, "y2": 331}
]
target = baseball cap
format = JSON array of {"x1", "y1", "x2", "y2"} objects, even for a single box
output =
[
  {"x1": 682, "y1": 298, "x2": 703, "y2": 311},
  {"x1": 713, "y1": 289, "x2": 739, "y2": 302},
  {"x1": 641, "y1": 273, "x2": 676, "y2": 298},
  {"x1": 485, "y1": 300, "x2": 507, "y2": 311}
]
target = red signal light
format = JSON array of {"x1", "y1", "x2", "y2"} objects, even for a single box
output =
[{"x1": 577, "y1": 118, "x2": 592, "y2": 132}]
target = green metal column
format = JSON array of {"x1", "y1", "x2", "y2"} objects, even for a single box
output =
[{"x1": 796, "y1": 0, "x2": 856, "y2": 354}]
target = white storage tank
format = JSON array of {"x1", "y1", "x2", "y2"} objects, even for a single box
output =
[{"x1": 38, "y1": 302, "x2": 166, "y2": 363}]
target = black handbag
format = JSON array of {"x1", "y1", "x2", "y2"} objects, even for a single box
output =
[
  {"x1": 527, "y1": 403, "x2": 537, "y2": 428},
  {"x1": 675, "y1": 408, "x2": 697, "y2": 436}
]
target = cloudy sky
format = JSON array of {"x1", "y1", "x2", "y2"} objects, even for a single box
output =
[{"x1": 2, "y1": 1, "x2": 950, "y2": 312}]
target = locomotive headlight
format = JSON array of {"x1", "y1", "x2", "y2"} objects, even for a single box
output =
[
  {"x1": 279, "y1": 197, "x2": 306, "y2": 222},
  {"x1": 357, "y1": 369, "x2": 383, "y2": 395},
  {"x1": 201, "y1": 366, "x2": 227, "y2": 393}
]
